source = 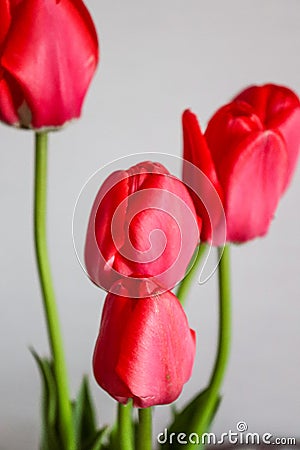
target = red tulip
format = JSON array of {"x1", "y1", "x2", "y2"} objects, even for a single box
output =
[
  {"x1": 0, "y1": 0, "x2": 98, "y2": 129},
  {"x1": 85, "y1": 161, "x2": 200, "y2": 296},
  {"x1": 93, "y1": 280, "x2": 196, "y2": 407},
  {"x1": 183, "y1": 84, "x2": 300, "y2": 243}
]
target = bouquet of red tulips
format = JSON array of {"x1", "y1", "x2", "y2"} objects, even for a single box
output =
[{"x1": 1, "y1": 0, "x2": 299, "y2": 449}]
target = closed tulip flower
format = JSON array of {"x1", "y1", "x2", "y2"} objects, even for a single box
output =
[
  {"x1": 85, "y1": 161, "x2": 199, "y2": 295},
  {"x1": 93, "y1": 280, "x2": 196, "y2": 408},
  {"x1": 183, "y1": 84, "x2": 300, "y2": 243},
  {"x1": 0, "y1": 0, "x2": 98, "y2": 129}
]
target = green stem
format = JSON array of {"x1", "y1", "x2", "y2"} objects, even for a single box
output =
[
  {"x1": 137, "y1": 408, "x2": 152, "y2": 450},
  {"x1": 117, "y1": 403, "x2": 134, "y2": 450},
  {"x1": 34, "y1": 132, "x2": 75, "y2": 450},
  {"x1": 176, "y1": 243, "x2": 207, "y2": 304},
  {"x1": 209, "y1": 245, "x2": 231, "y2": 393},
  {"x1": 186, "y1": 245, "x2": 231, "y2": 449}
]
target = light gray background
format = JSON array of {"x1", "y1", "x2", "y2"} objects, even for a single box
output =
[{"x1": 1, "y1": 0, "x2": 300, "y2": 448}]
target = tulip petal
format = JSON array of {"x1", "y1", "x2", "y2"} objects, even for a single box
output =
[
  {"x1": 84, "y1": 170, "x2": 129, "y2": 290},
  {"x1": 1, "y1": 0, "x2": 98, "y2": 128},
  {"x1": 234, "y1": 84, "x2": 300, "y2": 192},
  {"x1": 277, "y1": 106, "x2": 300, "y2": 190},
  {"x1": 182, "y1": 109, "x2": 224, "y2": 242},
  {"x1": 205, "y1": 102, "x2": 264, "y2": 167},
  {"x1": 183, "y1": 110, "x2": 221, "y2": 190},
  {"x1": 221, "y1": 130, "x2": 287, "y2": 242},
  {"x1": 114, "y1": 171, "x2": 199, "y2": 289},
  {"x1": 93, "y1": 291, "x2": 134, "y2": 402},
  {"x1": 117, "y1": 289, "x2": 196, "y2": 407},
  {"x1": 0, "y1": 72, "x2": 22, "y2": 125},
  {"x1": 205, "y1": 99, "x2": 290, "y2": 241},
  {"x1": 0, "y1": 0, "x2": 10, "y2": 48}
]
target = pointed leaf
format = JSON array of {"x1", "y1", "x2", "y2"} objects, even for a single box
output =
[
  {"x1": 101, "y1": 423, "x2": 118, "y2": 450},
  {"x1": 160, "y1": 387, "x2": 221, "y2": 449},
  {"x1": 84, "y1": 427, "x2": 109, "y2": 450},
  {"x1": 30, "y1": 349, "x2": 62, "y2": 450},
  {"x1": 73, "y1": 376, "x2": 98, "y2": 449}
]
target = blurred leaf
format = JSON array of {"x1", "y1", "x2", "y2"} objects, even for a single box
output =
[
  {"x1": 101, "y1": 422, "x2": 118, "y2": 450},
  {"x1": 84, "y1": 427, "x2": 109, "y2": 450},
  {"x1": 73, "y1": 376, "x2": 98, "y2": 449},
  {"x1": 160, "y1": 387, "x2": 221, "y2": 449},
  {"x1": 32, "y1": 352, "x2": 105, "y2": 450},
  {"x1": 31, "y1": 349, "x2": 62, "y2": 450}
]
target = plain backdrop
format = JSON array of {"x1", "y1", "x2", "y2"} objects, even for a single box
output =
[{"x1": 1, "y1": 0, "x2": 300, "y2": 448}]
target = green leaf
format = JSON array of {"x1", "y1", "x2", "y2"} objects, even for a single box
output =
[
  {"x1": 30, "y1": 349, "x2": 62, "y2": 450},
  {"x1": 73, "y1": 376, "x2": 98, "y2": 449},
  {"x1": 84, "y1": 427, "x2": 109, "y2": 450},
  {"x1": 160, "y1": 387, "x2": 221, "y2": 450},
  {"x1": 101, "y1": 423, "x2": 118, "y2": 450}
]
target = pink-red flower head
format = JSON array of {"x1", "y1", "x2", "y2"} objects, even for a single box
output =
[
  {"x1": 85, "y1": 161, "x2": 200, "y2": 296},
  {"x1": 93, "y1": 281, "x2": 196, "y2": 408},
  {"x1": 0, "y1": 0, "x2": 99, "y2": 129},
  {"x1": 183, "y1": 84, "x2": 300, "y2": 243}
]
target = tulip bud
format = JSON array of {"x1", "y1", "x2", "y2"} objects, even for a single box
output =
[
  {"x1": 0, "y1": 0, "x2": 99, "y2": 129},
  {"x1": 93, "y1": 280, "x2": 196, "y2": 408},
  {"x1": 84, "y1": 161, "x2": 200, "y2": 296},
  {"x1": 183, "y1": 83, "x2": 300, "y2": 243}
]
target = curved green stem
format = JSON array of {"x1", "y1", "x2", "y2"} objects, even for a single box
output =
[
  {"x1": 117, "y1": 402, "x2": 134, "y2": 450},
  {"x1": 189, "y1": 245, "x2": 231, "y2": 446},
  {"x1": 137, "y1": 408, "x2": 152, "y2": 450},
  {"x1": 209, "y1": 245, "x2": 231, "y2": 392},
  {"x1": 176, "y1": 243, "x2": 207, "y2": 304},
  {"x1": 34, "y1": 132, "x2": 75, "y2": 450}
]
